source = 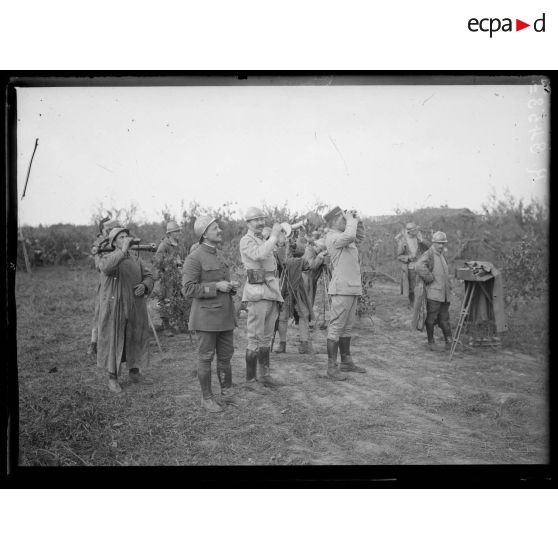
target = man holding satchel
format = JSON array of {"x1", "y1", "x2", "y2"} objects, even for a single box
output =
[{"x1": 239, "y1": 207, "x2": 284, "y2": 388}]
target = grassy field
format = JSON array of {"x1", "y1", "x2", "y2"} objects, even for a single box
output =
[{"x1": 15, "y1": 264, "x2": 549, "y2": 466}]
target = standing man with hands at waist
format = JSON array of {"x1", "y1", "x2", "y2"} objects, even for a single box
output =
[
  {"x1": 323, "y1": 206, "x2": 367, "y2": 380},
  {"x1": 182, "y1": 215, "x2": 238, "y2": 412},
  {"x1": 239, "y1": 207, "x2": 284, "y2": 388}
]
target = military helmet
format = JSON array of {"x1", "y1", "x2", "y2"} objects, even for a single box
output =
[
  {"x1": 103, "y1": 219, "x2": 122, "y2": 233},
  {"x1": 406, "y1": 222, "x2": 419, "y2": 232},
  {"x1": 108, "y1": 227, "x2": 130, "y2": 247},
  {"x1": 432, "y1": 231, "x2": 448, "y2": 243},
  {"x1": 244, "y1": 206, "x2": 265, "y2": 221},
  {"x1": 166, "y1": 220, "x2": 181, "y2": 234},
  {"x1": 194, "y1": 215, "x2": 216, "y2": 242}
]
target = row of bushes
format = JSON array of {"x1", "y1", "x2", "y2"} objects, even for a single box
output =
[{"x1": 18, "y1": 194, "x2": 548, "y2": 306}]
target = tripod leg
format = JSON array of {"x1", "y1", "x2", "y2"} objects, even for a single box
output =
[{"x1": 450, "y1": 282, "x2": 474, "y2": 361}]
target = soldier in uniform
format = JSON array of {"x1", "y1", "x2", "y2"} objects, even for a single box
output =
[
  {"x1": 415, "y1": 231, "x2": 453, "y2": 351},
  {"x1": 323, "y1": 206, "x2": 367, "y2": 380},
  {"x1": 182, "y1": 215, "x2": 238, "y2": 412},
  {"x1": 396, "y1": 222, "x2": 429, "y2": 307},
  {"x1": 239, "y1": 207, "x2": 284, "y2": 388},
  {"x1": 153, "y1": 220, "x2": 183, "y2": 335},
  {"x1": 275, "y1": 234, "x2": 316, "y2": 354},
  {"x1": 97, "y1": 227, "x2": 155, "y2": 393},
  {"x1": 88, "y1": 218, "x2": 121, "y2": 355}
]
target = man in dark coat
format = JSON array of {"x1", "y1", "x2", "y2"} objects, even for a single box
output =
[
  {"x1": 396, "y1": 222, "x2": 429, "y2": 307},
  {"x1": 97, "y1": 227, "x2": 155, "y2": 393},
  {"x1": 182, "y1": 215, "x2": 238, "y2": 412},
  {"x1": 88, "y1": 218, "x2": 121, "y2": 356}
]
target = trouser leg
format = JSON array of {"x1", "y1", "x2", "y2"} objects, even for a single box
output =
[
  {"x1": 215, "y1": 330, "x2": 234, "y2": 389},
  {"x1": 438, "y1": 301, "x2": 452, "y2": 346},
  {"x1": 197, "y1": 331, "x2": 217, "y2": 399},
  {"x1": 246, "y1": 301, "x2": 266, "y2": 351},
  {"x1": 408, "y1": 268, "x2": 416, "y2": 305},
  {"x1": 425, "y1": 299, "x2": 443, "y2": 351}
]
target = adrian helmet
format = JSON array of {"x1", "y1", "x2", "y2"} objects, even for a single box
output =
[{"x1": 194, "y1": 215, "x2": 216, "y2": 242}]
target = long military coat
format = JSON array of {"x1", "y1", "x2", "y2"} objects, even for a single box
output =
[
  {"x1": 97, "y1": 249, "x2": 154, "y2": 374},
  {"x1": 181, "y1": 243, "x2": 236, "y2": 332}
]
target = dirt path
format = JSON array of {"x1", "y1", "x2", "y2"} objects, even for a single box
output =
[{"x1": 16, "y1": 267, "x2": 548, "y2": 465}]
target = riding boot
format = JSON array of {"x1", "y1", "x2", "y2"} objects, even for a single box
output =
[
  {"x1": 257, "y1": 347, "x2": 281, "y2": 387},
  {"x1": 245, "y1": 349, "x2": 258, "y2": 385},
  {"x1": 198, "y1": 361, "x2": 223, "y2": 412},
  {"x1": 217, "y1": 362, "x2": 237, "y2": 405},
  {"x1": 326, "y1": 339, "x2": 346, "y2": 381},
  {"x1": 274, "y1": 341, "x2": 287, "y2": 353},
  {"x1": 339, "y1": 337, "x2": 367, "y2": 373}
]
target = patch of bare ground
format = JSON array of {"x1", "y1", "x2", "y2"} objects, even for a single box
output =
[{"x1": 16, "y1": 266, "x2": 548, "y2": 465}]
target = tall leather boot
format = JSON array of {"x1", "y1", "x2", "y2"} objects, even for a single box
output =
[
  {"x1": 198, "y1": 361, "x2": 223, "y2": 412},
  {"x1": 426, "y1": 323, "x2": 443, "y2": 352},
  {"x1": 245, "y1": 349, "x2": 258, "y2": 386},
  {"x1": 339, "y1": 337, "x2": 367, "y2": 373},
  {"x1": 326, "y1": 339, "x2": 346, "y2": 381},
  {"x1": 257, "y1": 347, "x2": 281, "y2": 387},
  {"x1": 217, "y1": 362, "x2": 237, "y2": 405}
]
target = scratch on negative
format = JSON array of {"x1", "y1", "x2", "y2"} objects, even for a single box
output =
[
  {"x1": 422, "y1": 94, "x2": 435, "y2": 106},
  {"x1": 96, "y1": 163, "x2": 114, "y2": 173},
  {"x1": 329, "y1": 135, "x2": 349, "y2": 175}
]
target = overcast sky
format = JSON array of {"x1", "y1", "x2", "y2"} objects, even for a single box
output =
[{"x1": 16, "y1": 82, "x2": 549, "y2": 226}]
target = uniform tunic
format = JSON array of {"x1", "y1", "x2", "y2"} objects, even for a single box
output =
[
  {"x1": 239, "y1": 230, "x2": 283, "y2": 350},
  {"x1": 181, "y1": 242, "x2": 236, "y2": 332},
  {"x1": 416, "y1": 246, "x2": 451, "y2": 303},
  {"x1": 182, "y1": 242, "x2": 236, "y2": 371},
  {"x1": 97, "y1": 249, "x2": 154, "y2": 375}
]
